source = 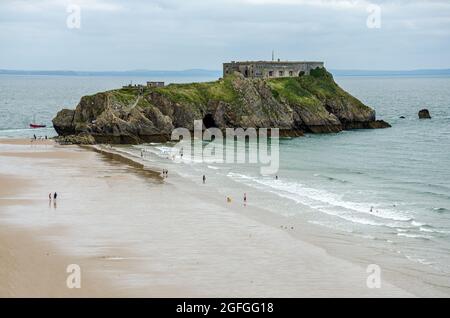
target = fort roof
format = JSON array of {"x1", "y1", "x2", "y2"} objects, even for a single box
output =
[{"x1": 226, "y1": 61, "x2": 323, "y2": 64}]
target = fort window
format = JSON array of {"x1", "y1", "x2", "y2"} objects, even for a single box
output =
[
  {"x1": 269, "y1": 71, "x2": 273, "y2": 77},
  {"x1": 279, "y1": 71, "x2": 284, "y2": 76},
  {"x1": 289, "y1": 71, "x2": 293, "y2": 76},
  {"x1": 147, "y1": 81, "x2": 165, "y2": 88}
]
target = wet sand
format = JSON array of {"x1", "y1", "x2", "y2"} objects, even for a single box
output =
[{"x1": 0, "y1": 139, "x2": 415, "y2": 297}]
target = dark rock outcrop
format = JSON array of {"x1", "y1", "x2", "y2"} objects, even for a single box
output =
[
  {"x1": 52, "y1": 109, "x2": 75, "y2": 135},
  {"x1": 53, "y1": 68, "x2": 390, "y2": 144},
  {"x1": 55, "y1": 132, "x2": 96, "y2": 145},
  {"x1": 418, "y1": 109, "x2": 431, "y2": 119}
]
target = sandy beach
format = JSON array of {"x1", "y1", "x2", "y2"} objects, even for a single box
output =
[{"x1": 0, "y1": 138, "x2": 425, "y2": 297}]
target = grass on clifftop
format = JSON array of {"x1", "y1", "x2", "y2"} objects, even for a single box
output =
[
  {"x1": 267, "y1": 68, "x2": 369, "y2": 112},
  {"x1": 110, "y1": 68, "x2": 368, "y2": 115},
  {"x1": 151, "y1": 76, "x2": 242, "y2": 107}
]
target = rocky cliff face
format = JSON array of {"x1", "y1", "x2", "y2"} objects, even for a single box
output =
[{"x1": 53, "y1": 68, "x2": 390, "y2": 144}]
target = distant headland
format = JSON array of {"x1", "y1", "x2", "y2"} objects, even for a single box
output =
[{"x1": 1, "y1": 68, "x2": 450, "y2": 77}]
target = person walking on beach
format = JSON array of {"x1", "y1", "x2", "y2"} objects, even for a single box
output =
[
  {"x1": 53, "y1": 192, "x2": 57, "y2": 200},
  {"x1": 203, "y1": 175, "x2": 206, "y2": 184},
  {"x1": 48, "y1": 193, "x2": 52, "y2": 201},
  {"x1": 244, "y1": 193, "x2": 247, "y2": 206}
]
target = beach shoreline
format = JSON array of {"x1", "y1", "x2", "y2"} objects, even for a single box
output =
[{"x1": 0, "y1": 138, "x2": 444, "y2": 297}]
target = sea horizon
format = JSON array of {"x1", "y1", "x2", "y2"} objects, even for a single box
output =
[{"x1": 1, "y1": 68, "x2": 450, "y2": 78}]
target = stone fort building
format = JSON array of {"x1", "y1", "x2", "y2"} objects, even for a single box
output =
[{"x1": 223, "y1": 60, "x2": 324, "y2": 79}]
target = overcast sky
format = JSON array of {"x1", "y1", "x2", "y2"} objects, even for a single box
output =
[{"x1": 1, "y1": 0, "x2": 449, "y2": 71}]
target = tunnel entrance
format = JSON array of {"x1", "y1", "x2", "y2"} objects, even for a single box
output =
[{"x1": 202, "y1": 114, "x2": 217, "y2": 129}]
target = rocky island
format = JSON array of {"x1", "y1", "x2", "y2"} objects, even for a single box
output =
[{"x1": 52, "y1": 68, "x2": 390, "y2": 144}]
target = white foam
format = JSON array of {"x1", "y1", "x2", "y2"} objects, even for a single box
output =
[
  {"x1": 419, "y1": 227, "x2": 450, "y2": 234},
  {"x1": 411, "y1": 220, "x2": 425, "y2": 227},
  {"x1": 397, "y1": 233, "x2": 433, "y2": 240},
  {"x1": 405, "y1": 255, "x2": 434, "y2": 266},
  {"x1": 227, "y1": 172, "x2": 413, "y2": 226}
]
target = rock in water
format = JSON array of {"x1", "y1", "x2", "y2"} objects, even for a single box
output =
[
  {"x1": 418, "y1": 109, "x2": 431, "y2": 119},
  {"x1": 367, "y1": 120, "x2": 392, "y2": 129},
  {"x1": 52, "y1": 68, "x2": 391, "y2": 144}
]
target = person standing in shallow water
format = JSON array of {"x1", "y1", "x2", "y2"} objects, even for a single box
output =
[
  {"x1": 53, "y1": 192, "x2": 57, "y2": 200},
  {"x1": 244, "y1": 193, "x2": 247, "y2": 206},
  {"x1": 203, "y1": 175, "x2": 206, "y2": 184}
]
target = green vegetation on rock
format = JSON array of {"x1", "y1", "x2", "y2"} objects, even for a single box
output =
[{"x1": 53, "y1": 68, "x2": 390, "y2": 144}]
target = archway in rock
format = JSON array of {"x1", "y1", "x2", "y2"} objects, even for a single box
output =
[{"x1": 202, "y1": 114, "x2": 217, "y2": 129}]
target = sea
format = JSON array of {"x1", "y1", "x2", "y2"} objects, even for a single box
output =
[{"x1": 1, "y1": 73, "x2": 449, "y2": 287}]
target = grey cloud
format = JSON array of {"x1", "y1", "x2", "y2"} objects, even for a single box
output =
[{"x1": 0, "y1": 0, "x2": 449, "y2": 70}]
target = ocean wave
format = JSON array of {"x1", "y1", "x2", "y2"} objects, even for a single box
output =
[
  {"x1": 226, "y1": 172, "x2": 413, "y2": 225},
  {"x1": 313, "y1": 173, "x2": 349, "y2": 184},
  {"x1": 307, "y1": 220, "x2": 355, "y2": 234},
  {"x1": 419, "y1": 226, "x2": 450, "y2": 235},
  {"x1": 411, "y1": 220, "x2": 425, "y2": 227},
  {"x1": 397, "y1": 232, "x2": 433, "y2": 240},
  {"x1": 0, "y1": 127, "x2": 54, "y2": 135},
  {"x1": 433, "y1": 207, "x2": 449, "y2": 213},
  {"x1": 420, "y1": 191, "x2": 450, "y2": 200},
  {"x1": 405, "y1": 254, "x2": 435, "y2": 266}
]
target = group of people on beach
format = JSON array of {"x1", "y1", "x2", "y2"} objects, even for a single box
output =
[
  {"x1": 31, "y1": 134, "x2": 48, "y2": 142},
  {"x1": 48, "y1": 192, "x2": 58, "y2": 209},
  {"x1": 225, "y1": 193, "x2": 247, "y2": 205},
  {"x1": 200, "y1": 173, "x2": 247, "y2": 205}
]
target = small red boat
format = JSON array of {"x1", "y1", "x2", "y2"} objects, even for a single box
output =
[{"x1": 30, "y1": 123, "x2": 46, "y2": 129}]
